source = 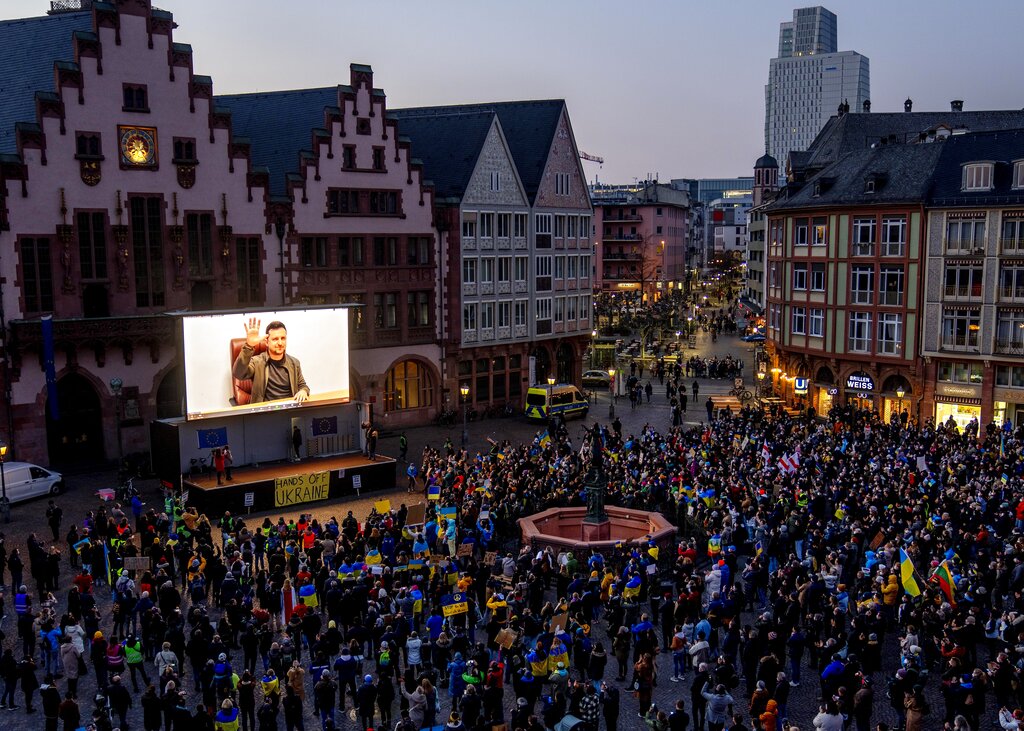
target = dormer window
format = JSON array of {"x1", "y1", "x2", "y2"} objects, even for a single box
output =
[
  {"x1": 1014, "y1": 160, "x2": 1024, "y2": 189},
  {"x1": 864, "y1": 179, "x2": 876, "y2": 194},
  {"x1": 962, "y1": 163, "x2": 994, "y2": 191}
]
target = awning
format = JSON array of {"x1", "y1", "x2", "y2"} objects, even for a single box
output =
[{"x1": 738, "y1": 297, "x2": 764, "y2": 316}]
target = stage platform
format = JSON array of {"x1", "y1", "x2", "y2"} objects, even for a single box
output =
[{"x1": 182, "y1": 452, "x2": 396, "y2": 515}]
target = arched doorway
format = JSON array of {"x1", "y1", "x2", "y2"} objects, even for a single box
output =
[
  {"x1": 156, "y1": 367, "x2": 184, "y2": 419},
  {"x1": 383, "y1": 359, "x2": 435, "y2": 413},
  {"x1": 190, "y1": 281, "x2": 213, "y2": 310},
  {"x1": 814, "y1": 366, "x2": 837, "y2": 414},
  {"x1": 531, "y1": 346, "x2": 552, "y2": 385},
  {"x1": 556, "y1": 342, "x2": 576, "y2": 384},
  {"x1": 881, "y1": 374, "x2": 912, "y2": 424},
  {"x1": 46, "y1": 372, "x2": 105, "y2": 470}
]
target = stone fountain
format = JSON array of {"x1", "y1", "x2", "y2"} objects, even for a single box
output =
[{"x1": 518, "y1": 427, "x2": 676, "y2": 556}]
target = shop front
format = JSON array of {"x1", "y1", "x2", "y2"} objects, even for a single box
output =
[
  {"x1": 993, "y1": 388, "x2": 1024, "y2": 427},
  {"x1": 879, "y1": 376, "x2": 913, "y2": 425},
  {"x1": 934, "y1": 399, "x2": 982, "y2": 430},
  {"x1": 813, "y1": 367, "x2": 837, "y2": 415},
  {"x1": 932, "y1": 383, "x2": 982, "y2": 430},
  {"x1": 844, "y1": 371, "x2": 877, "y2": 412}
]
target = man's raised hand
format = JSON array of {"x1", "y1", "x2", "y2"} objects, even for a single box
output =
[{"x1": 244, "y1": 317, "x2": 262, "y2": 348}]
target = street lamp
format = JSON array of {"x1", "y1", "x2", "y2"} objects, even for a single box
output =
[
  {"x1": 591, "y1": 329, "x2": 598, "y2": 369},
  {"x1": 459, "y1": 384, "x2": 469, "y2": 448},
  {"x1": 895, "y1": 385, "x2": 905, "y2": 421},
  {"x1": 547, "y1": 376, "x2": 556, "y2": 422},
  {"x1": 0, "y1": 440, "x2": 8, "y2": 523},
  {"x1": 607, "y1": 368, "x2": 616, "y2": 419}
]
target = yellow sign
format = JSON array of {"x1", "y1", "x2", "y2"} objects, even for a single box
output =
[
  {"x1": 274, "y1": 470, "x2": 330, "y2": 508},
  {"x1": 374, "y1": 499, "x2": 391, "y2": 515}
]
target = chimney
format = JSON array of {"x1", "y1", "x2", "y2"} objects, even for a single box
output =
[
  {"x1": 951, "y1": 99, "x2": 964, "y2": 112},
  {"x1": 904, "y1": 98, "x2": 913, "y2": 113},
  {"x1": 863, "y1": 99, "x2": 871, "y2": 113}
]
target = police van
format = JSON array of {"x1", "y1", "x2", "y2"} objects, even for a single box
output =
[{"x1": 524, "y1": 384, "x2": 590, "y2": 421}]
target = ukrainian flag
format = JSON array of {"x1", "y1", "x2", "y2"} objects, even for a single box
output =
[
  {"x1": 622, "y1": 575, "x2": 642, "y2": 600},
  {"x1": 899, "y1": 548, "x2": 921, "y2": 597},
  {"x1": 427, "y1": 484, "x2": 440, "y2": 501},
  {"x1": 547, "y1": 638, "x2": 569, "y2": 672},
  {"x1": 539, "y1": 430, "x2": 551, "y2": 448},
  {"x1": 298, "y1": 583, "x2": 319, "y2": 608}
]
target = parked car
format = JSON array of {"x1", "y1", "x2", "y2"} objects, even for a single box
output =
[
  {"x1": 740, "y1": 333, "x2": 766, "y2": 342},
  {"x1": 581, "y1": 370, "x2": 611, "y2": 387},
  {"x1": 0, "y1": 462, "x2": 64, "y2": 504}
]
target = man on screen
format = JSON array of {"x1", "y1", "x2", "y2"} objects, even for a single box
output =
[{"x1": 233, "y1": 318, "x2": 310, "y2": 404}]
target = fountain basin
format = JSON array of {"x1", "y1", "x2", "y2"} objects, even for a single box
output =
[{"x1": 519, "y1": 506, "x2": 676, "y2": 556}]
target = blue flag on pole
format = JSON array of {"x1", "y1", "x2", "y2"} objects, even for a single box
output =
[
  {"x1": 41, "y1": 315, "x2": 59, "y2": 420},
  {"x1": 311, "y1": 416, "x2": 338, "y2": 437},
  {"x1": 196, "y1": 427, "x2": 228, "y2": 449}
]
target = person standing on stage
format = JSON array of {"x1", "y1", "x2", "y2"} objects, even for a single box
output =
[
  {"x1": 233, "y1": 319, "x2": 310, "y2": 404},
  {"x1": 291, "y1": 426, "x2": 303, "y2": 462},
  {"x1": 222, "y1": 445, "x2": 234, "y2": 482}
]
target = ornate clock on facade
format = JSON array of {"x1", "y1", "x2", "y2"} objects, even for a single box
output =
[{"x1": 118, "y1": 125, "x2": 158, "y2": 169}]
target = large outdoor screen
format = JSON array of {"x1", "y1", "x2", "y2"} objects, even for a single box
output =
[{"x1": 182, "y1": 307, "x2": 351, "y2": 421}]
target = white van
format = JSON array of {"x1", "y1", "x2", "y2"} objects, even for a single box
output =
[{"x1": 1, "y1": 462, "x2": 64, "y2": 504}]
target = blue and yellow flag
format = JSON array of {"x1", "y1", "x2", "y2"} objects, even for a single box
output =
[
  {"x1": 427, "y1": 484, "x2": 440, "y2": 501},
  {"x1": 899, "y1": 548, "x2": 921, "y2": 597}
]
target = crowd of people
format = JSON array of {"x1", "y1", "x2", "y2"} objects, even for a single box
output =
[{"x1": 0, "y1": 396, "x2": 1023, "y2": 731}]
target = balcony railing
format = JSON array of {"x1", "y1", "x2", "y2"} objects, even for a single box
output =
[
  {"x1": 601, "y1": 233, "x2": 643, "y2": 241},
  {"x1": 881, "y1": 242, "x2": 906, "y2": 257},
  {"x1": 941, "y1": 334, "x2": 979, "y2": 350},
  {"x1": 996, "y1": 339, "x2": 1024, "y2": 355},
  {"x1": 946, "y1": 240, "x2": 985, "y2": 255},
  {"x1": 603, "y1": 214, "x2": 642, "y2": 222},
  {"x1": 1000, "y1": 286, "x2": 1024, "y2": 301},
  {"x1": 850, "y1": 292, "x2": 873, "y2": 305},
  {"x1": 603, "y1": 252, "x2": 642, "y2": 261},
  {"x1": 944, "y1": 285, "x2": 982, "y2": 300},
  {"x1": 879, "y1": 291, "x2": 903, "y2": 306},
  {"x1": 1000, "y1": 237, "x2": 1024, "y2": 253}
]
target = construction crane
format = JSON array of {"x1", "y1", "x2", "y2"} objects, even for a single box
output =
[{"x1": 579, "y1": 151, "x2": 604, "y2": 165}]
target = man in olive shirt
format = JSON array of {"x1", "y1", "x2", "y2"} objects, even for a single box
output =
[{"x1": 232, "y1": 318, "x2": 310, "y2": 404}]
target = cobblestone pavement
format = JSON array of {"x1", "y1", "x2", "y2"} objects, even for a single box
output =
[{"x1": 0, "y1": 330, "x2": 968, "y2": 731}]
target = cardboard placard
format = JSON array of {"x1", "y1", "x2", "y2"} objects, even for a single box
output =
[
  {"x1": 550, "y1": 613, "x2": 569, "y2": 634},
  {"x1": 406, "y1": 503, "x2": 426, "y2": 526},
  {"x1": 484, "y1": 551, "x2": 498, "y2": 566},
  {"x1": 457, "y1": 543, "x2": 474, "y2": 557},
  {"x1": 122, "y1": 556, "x2": 150, "y2": 572},
  {"x1": 494, "y1": 628, "x2": 518, "y2": 650},
  {"x1": 869, "y1": 531, "x2": 886, "y2": 550}
]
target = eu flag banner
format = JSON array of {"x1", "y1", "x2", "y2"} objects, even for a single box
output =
[
  {"x1": 42, "y1": 315, "x2": 59, "y2": 420},
  {"x1": 197, "y1": 427, "x2": 228, "y2": 449},
  {"x1": 311, "y1": 415, "x2": 338, "y2": 437}
]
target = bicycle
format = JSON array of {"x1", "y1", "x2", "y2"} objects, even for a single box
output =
[{"x1": 728, "y1": 384, "x2": 753, "y2": 403}]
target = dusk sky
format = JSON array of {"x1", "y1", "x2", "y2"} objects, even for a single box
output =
[{"x1": 4, "y1": 0, "x2": 1023, "y2": 184}]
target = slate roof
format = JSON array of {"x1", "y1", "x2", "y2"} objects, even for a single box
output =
[
  {"x1": 929, "y1": 128, "x2": 1024, "y2": 207},
  {"x1": 385, "y1": 112, "x2": 496, "y2": 200},
  {"x1": 216, "y1": 87, "x2": 338, "y2": 196},
  {"x1": 801, "y1": 110, "x2": 1024, "y2": 172},
  {"x1": 0, "y1": 10, "x2": 93, "y2": 154},
  {"x1": 390, "y1": 100, "x2": 565, "y2": 203},
  {"x1": 766, "y1": 143, "x2": 944, "y2": 212}
]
